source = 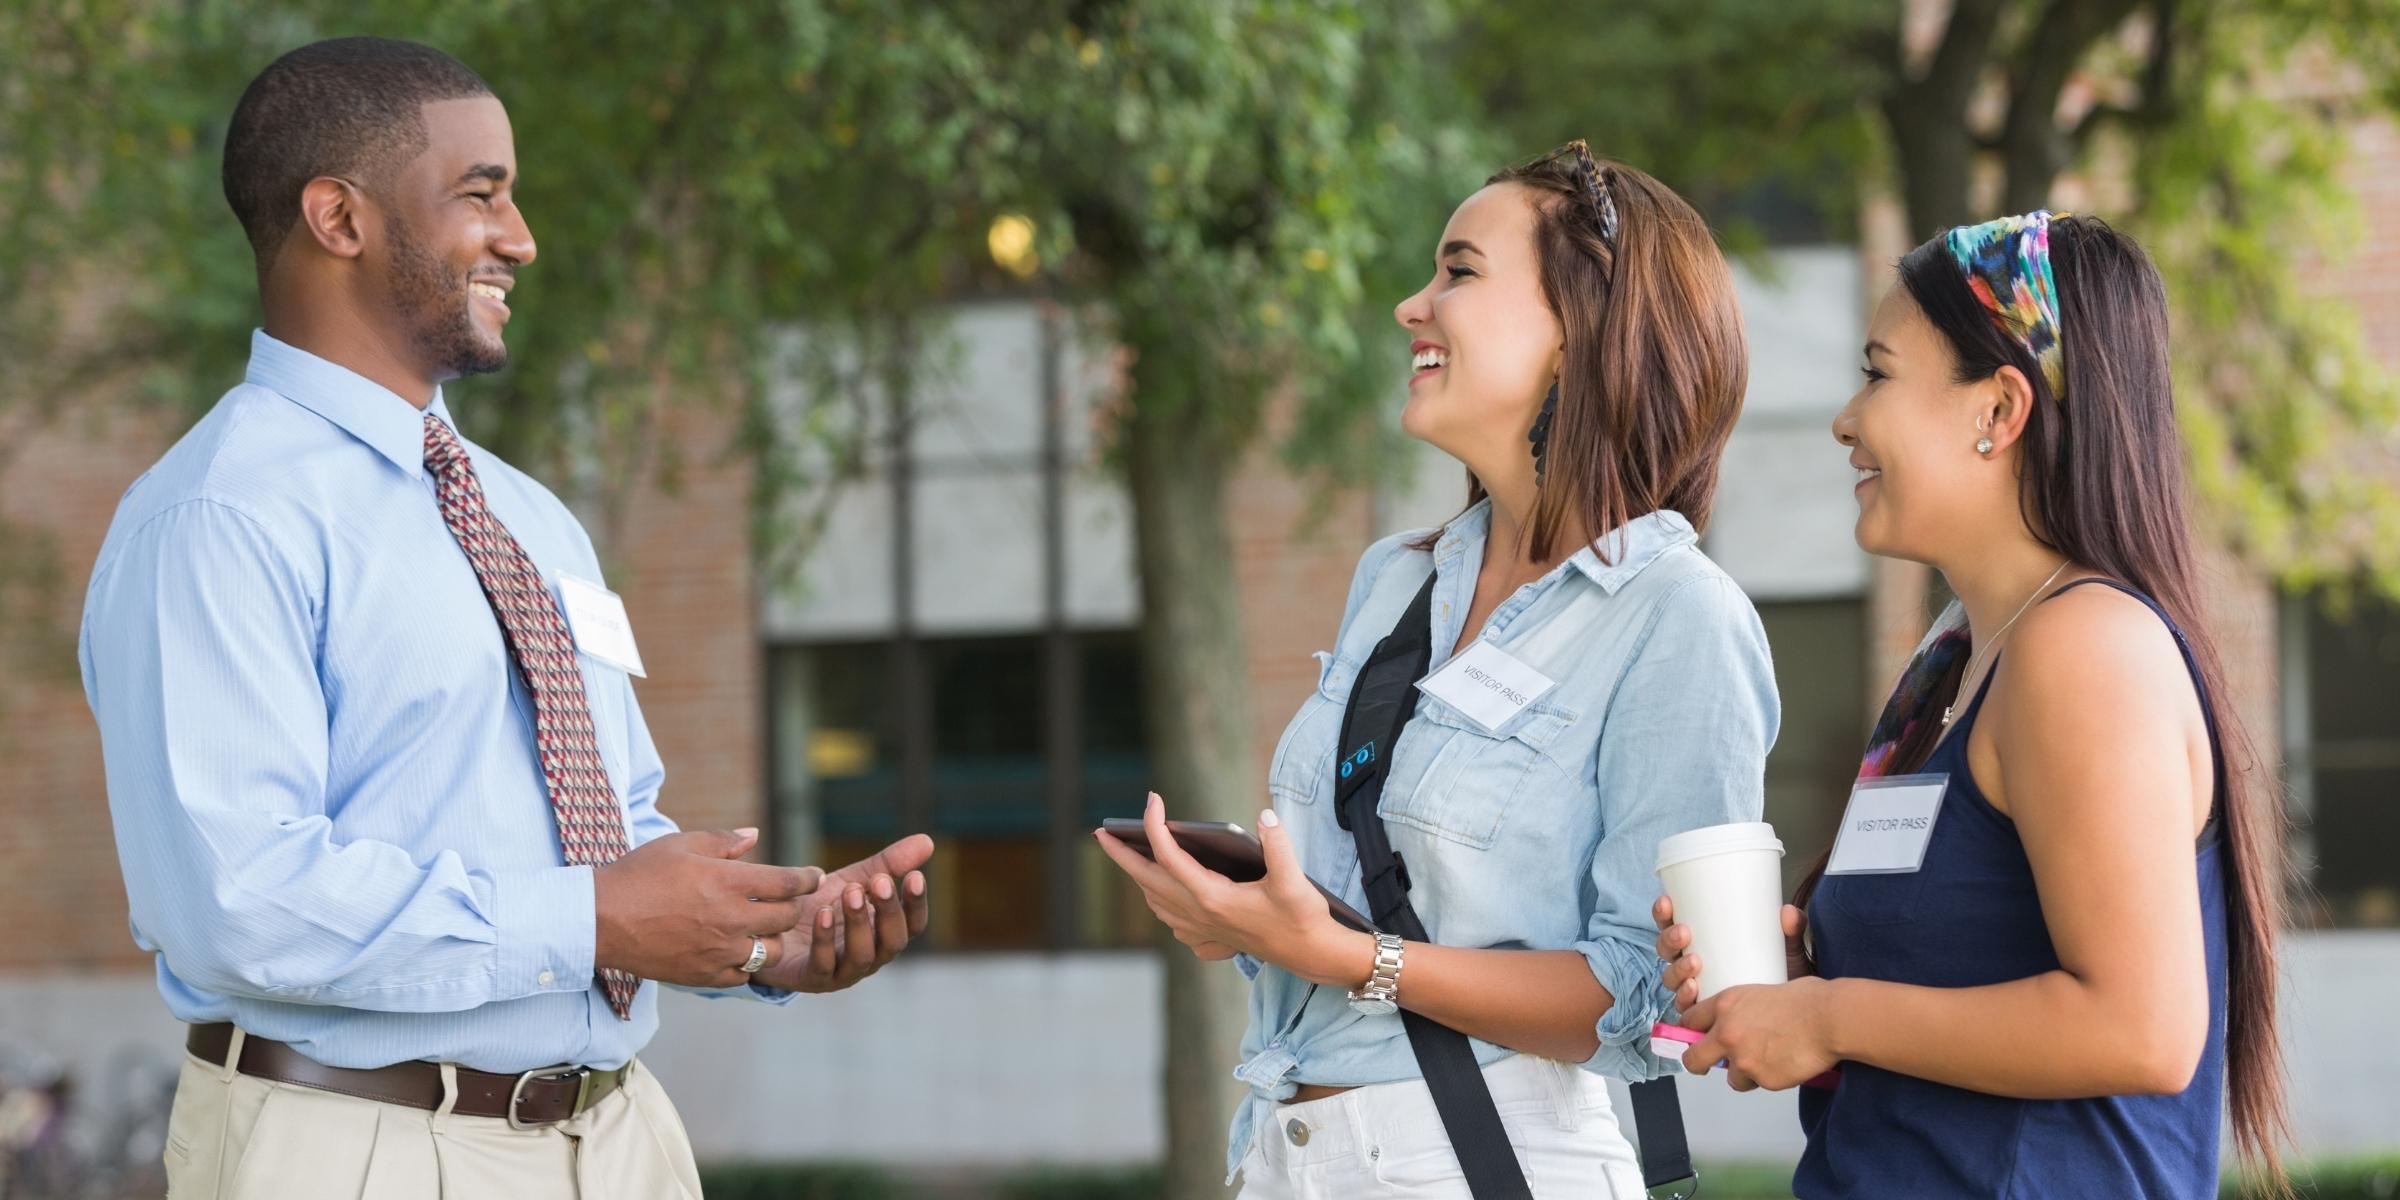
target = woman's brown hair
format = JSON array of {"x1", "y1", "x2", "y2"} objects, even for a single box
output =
[{"x1": 1414, "y1": 147, "x2": 1748, "y2": 560}]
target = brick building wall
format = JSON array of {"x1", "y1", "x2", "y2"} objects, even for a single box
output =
[
  {"x1": 607, "y1": 398, "x2": 765, "y2": 839},
  {"x1": 0, "y1": 409, "x2": 169, "y2": 972},
  {"x1": 2313, "y1": 116, "x2": 2400, "y2": 366},
  {"x1": 1227, "y1": 439, "x2": 1384, "y2": 790}
]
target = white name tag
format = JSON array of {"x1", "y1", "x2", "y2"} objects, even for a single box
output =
[
  {"x1": 1416, "y1": 639, "x2": 1557, "y2": 735},
  {"x1": 556, "y1": 574, "x2": 647, "y2": 678},
  {"x1": 1824, "y1": 774, "x2": 1949, "y2": 875}
]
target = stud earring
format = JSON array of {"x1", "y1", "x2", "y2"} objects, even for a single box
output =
[{"x1": 1976, "y1": 436, "x2": 1996, "y2": 455}]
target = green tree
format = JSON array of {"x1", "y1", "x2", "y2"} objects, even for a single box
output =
[
  {"x1": 1, "y1": 1, "x2": 1009, "y2": 543},
  {"x1": 855, "y1": 7, "x2": 1477, "y2": 1193},
  {"x1": 1460, "y1": 0, "x2": 2400, "y2": 599}
]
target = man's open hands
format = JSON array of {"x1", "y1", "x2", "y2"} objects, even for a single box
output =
[
  {"x1": 749, "y1": 834, "x2": 935, "y2": 994},
  {"x1": 592, "y1": 829, "x2": 933, "y2": 995},
  {"x1": 594, "y1": 829, "x2": 820, "y2": 988}
]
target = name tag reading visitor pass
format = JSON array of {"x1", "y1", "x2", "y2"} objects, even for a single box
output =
[
  {"x1": 556, "y1": 574, "x2": 647, "y2": 677},
  {"x1": 1417, "y1": 640, "x2": 1557, "y2": 735},
  {"x1": 1824, "y1": 774, "x2": 1949, "y2": 875}
]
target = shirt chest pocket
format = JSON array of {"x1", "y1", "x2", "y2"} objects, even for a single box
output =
[
  {"x1": 1379, "y1": 696, "x2": 1580, "y2": 849},
  {"x1": 1267, "y1": 653, "x2": 1357, "y2": 807}
]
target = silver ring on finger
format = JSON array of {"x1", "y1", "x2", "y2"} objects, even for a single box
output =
[{"x1": 739, "y1": 936, "x2": 769, "y2": 974}]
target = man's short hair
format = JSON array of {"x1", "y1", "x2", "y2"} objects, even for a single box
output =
[{"x1": 221, "y1": 37, "x2": 493, "y2": 261}]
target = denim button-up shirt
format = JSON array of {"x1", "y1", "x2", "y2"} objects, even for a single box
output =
[{"x1": 1225, "y1": 500, "x2": 1779, "y2": 1178}]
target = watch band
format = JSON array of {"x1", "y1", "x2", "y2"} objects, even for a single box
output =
[{"x1": 1350, "y1": 933, "x2": 1405, "y2": 1004}]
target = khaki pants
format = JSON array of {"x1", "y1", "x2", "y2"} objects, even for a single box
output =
[{"x1": 164, "y1": 1031, "x2": 703, "y2": 1200}]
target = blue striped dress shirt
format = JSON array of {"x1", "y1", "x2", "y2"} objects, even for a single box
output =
[{"x1": 79, "y1": 330, "x2": 781, "y2": 1074}]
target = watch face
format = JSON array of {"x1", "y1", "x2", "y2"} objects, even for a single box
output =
[{"x1": 1348, "y1": 995, "x2": 1398, "y2": 1017}]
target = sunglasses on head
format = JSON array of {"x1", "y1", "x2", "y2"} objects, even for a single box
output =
[{"x1": 1522, "y1": 138, "x2": 1620, "y2": 249}]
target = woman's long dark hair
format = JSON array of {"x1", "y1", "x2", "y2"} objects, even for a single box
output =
[{"x1": 1819, "y1": 216, "x2": 2290, "y2": 1179}]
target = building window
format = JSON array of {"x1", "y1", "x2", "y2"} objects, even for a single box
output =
[
  {"x1": 2285, "y1": 590, "x2": 2400, "y2": 928},
  {"x1": 761, "y1": 301, "x2": 1152, "y2": 951},
  {"x1": 769, "y1": 631, "x2": 1152, "y2": 950}
]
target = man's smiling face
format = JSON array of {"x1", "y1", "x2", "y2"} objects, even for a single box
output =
[{"x1": 372, "y1": 94, "x2": 535, "y2": 381}]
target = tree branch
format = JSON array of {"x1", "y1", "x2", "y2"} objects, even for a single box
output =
[
  {"x1": 1997, "y1": 0, "x2": 2153, "y2": 212},
  {"x1": 1881, "y1": 0, "x2": 2008, "y2": 234},
  {"x1": 2072, "y1": 0, "x2": 2184, "y2": 153},
  {"x1": 1900, "y1": 0, "x2": 2009, "y2": 98},
  {"x1": 1849, "y1": 19, "x2": 1904, "y2": 83}
]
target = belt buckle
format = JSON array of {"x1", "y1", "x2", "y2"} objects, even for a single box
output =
[{"x1": 507, "y1": 1064, "x2": 592, "y2": 1131}]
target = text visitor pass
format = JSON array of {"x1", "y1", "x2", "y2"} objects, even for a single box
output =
[
  {"x1": 1824, "y1": 774, "x2": 1949, "y2": 875},
  {"x1": 1417, "y1": 639, "x2": 1557, "y2": 734}
]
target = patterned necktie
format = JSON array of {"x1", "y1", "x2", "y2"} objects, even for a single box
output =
[{"x1": 424, "y1": 414, "x2": 638, "y2": 1020}]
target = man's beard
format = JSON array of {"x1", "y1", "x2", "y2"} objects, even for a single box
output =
[{"x1": 388, "y1": 215, "x2": 507, "y2": 379}]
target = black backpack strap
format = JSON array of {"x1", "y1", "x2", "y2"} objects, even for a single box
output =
[
  {"x1": 1629, "y1": 1075, "x2": 1697, "y2": 1197},
  {"x1": 1333, "y1": 569, "x2": 1699, "y2": 1200},
  {"x1": 1335, "y1": 573, "x2": 1532, "y2": 1200}
]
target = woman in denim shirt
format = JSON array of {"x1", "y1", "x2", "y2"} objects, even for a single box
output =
[{"x1": 1097, "y1": 144, "x2": 1779, "y2": 1198}]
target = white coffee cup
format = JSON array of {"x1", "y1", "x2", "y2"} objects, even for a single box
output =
[{"x1": 1654, "y1": 821, "x2": 1788, "y2": 1000}]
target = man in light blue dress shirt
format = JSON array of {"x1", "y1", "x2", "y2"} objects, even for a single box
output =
[{"x1": 78, "y1": 38, "x2": 934, "y2": 1198}]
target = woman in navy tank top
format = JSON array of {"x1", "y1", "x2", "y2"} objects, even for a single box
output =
[{"x1": 1651, "y1": 213, "x2": 2290, "y2": 1197}]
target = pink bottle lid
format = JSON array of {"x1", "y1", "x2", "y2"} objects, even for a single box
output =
[{"x1": 1649, "y1": 1022, "x2": 1842, "y2": 1089}]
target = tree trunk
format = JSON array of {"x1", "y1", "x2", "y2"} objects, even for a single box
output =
[
  {"x1": 1879, "y1": 0, "x2": 2005, "y2": 240},
  {"x1": 1997, "y1": 0, "x2": 2151, "y2": 214},
  {"x1": 1126, "y1": 383, "x2": 1258, "y2": 1200},
  {"x1": 1884, "y1": 95, "x2": 1978, "y2": 240}
]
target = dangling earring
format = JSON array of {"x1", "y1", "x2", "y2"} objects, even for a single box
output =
[
  {"x1": 1975, "y1": 413, "x2": 1995, "y2": 456},
  {"x1": 1529, "y1": 382, "x2": 1559, "y2": 485}
]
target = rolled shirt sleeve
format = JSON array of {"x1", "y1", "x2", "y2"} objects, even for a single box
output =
[
  {"x1": 1573, "y1": 573, "x2": 1780, "y2": 1078},
  {"x1": 82, "y1": 500, "x2": 595, "y2": 1011}
]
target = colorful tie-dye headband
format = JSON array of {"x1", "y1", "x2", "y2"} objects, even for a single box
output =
[
  {"x1": 1856, "y1": 602, "x2": 1969, "y2": 781},
  {"x1": 1945, "y1": 211, "x2": 2067, "y2": 398}
]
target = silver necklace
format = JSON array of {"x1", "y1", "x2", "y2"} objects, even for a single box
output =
[{"x1": 1944, "y1": 559, "x2": 2075, "y2": 727}]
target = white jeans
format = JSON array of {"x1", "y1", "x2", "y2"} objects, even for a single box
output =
[{"x1": 1235, "y1": 1054, "x2": 1647, "y2": 1199}]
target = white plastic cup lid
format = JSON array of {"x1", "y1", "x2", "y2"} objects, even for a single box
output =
[{"x1": 1654, "y1": 821, "x2": 1785, "y2": 875}]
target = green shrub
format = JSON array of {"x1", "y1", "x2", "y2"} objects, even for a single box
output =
[
  {"x1": 691, "y1": 1156, "x2": 2400, "y2": 1199},
  {"x1": 2227, "y1": 1157, "x2": 2400, "y2": 1199},
  {"x1": 697, "y1": 1162, "x2": 904, "y2": 1200},
  {"x1": 994, "y1": 1166, "x2": 1163, "y2": 1200}
]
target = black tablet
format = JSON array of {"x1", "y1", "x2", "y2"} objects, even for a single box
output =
[{"x1": 1098, "y1": 817, "x2": 1375, "y2": 933}]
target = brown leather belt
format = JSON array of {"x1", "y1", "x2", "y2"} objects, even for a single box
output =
[{"x1": 186, "y1": 1023, "x2": 629, "y2": 1129}]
